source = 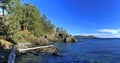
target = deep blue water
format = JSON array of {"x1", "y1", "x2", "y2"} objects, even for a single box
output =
[{"x1": 17, "y1": 38, "x2": 120, "y2": 63}]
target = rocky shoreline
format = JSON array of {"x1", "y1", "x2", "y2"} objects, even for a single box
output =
[
  {"x1": 0, "y1": 44, "x2": 61, "y2": 63},
  {"x1": 0, "y1": 32, "x2": 76, "y2": 63},
  {"x1": 36, "y1": 32, "x2": 77, "y2": 45}
]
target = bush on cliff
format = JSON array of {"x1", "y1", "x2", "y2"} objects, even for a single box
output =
[{"x1": 12, "y1": 31, "x2": 37, "y2": 43}]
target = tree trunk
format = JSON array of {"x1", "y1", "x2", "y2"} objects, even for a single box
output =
[
  {"x1": 23, "y1": 26, "x2": 26, "y2": 32},
  {"x1": 25, "y1": 26, "x2": 28, "y2": 32},
  {"x1": 25, "y1": 22, "x2": 28, "y2": 31},
  {"x1": 2, "y1": 8, "x2": 4, "y2": 16},
  {"x1": 23, "y1": 26, "x2": 28, "y2": 32}
]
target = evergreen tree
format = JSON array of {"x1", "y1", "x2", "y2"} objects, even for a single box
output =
[{"x1": 0, "y1": 0, "x2": 69, "y2": 43}]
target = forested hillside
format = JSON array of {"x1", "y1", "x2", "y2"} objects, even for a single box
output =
[{"x1": 0, "y1": 0, "x2": 76, "y2": 47}]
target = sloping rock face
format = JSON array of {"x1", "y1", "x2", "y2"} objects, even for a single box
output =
[
  {"x1": 40, "y1": 46, "x2": 59, "y2": 54},
  {"x1": 16, "y1": 43, "x2": 33, "y2": 50},
  {"x1": 0, "y1": 39, "x2": 13, "y2": 49},
  {"x1": 35, "y1": 37, "x2": 50, "y2": 46}
]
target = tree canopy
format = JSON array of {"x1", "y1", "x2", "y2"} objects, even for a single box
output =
[{"x1": 0, "y1": 0, "x2": 68, "y2": 43}]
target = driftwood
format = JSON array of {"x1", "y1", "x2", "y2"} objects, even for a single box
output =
[
  {"x1": 7, "y1": 45, "x2": 55, "y2": 63},
  {"x1": 18, "y1": 45, "x2": 54, "y2": 52}
]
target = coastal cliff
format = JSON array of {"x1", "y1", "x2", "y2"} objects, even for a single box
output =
[{"x1": 44, "y1": 31, "x2": 76, "y2": 43}]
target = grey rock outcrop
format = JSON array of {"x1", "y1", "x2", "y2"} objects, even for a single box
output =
[
  {"x1": 45, "y1": 32, "x2": 77, "y2": 43},
  {"x1": 35, "y1": 37, "x2": 50, "y2": 46}
]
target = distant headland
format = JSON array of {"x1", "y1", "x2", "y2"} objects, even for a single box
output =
[{"x1": 74, "y1": 35, "x2": 99, "y2": 39}]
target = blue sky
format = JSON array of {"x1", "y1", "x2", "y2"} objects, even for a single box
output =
[{"x1": 23, "y1": 0, "x2": 120, "y2": 38}]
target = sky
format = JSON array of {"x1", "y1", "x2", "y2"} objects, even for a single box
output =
[{"x1": 22, "y1": 0, "x2": 120, "y2": 38}]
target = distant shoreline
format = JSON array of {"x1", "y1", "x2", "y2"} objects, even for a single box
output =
[
  {"x1": 74, "y1": 35, "x2": 99, "y2": 39},
  {"x1": 74, "y1": 35, "x2": 120, "y2": 39}
]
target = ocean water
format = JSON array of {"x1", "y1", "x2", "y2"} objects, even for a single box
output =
[{"x1": 17, "y1": 38, "x2": 120, "y2": 63}]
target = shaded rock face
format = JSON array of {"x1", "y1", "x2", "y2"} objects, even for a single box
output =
[
  {"x1": 33, "y1": 32, "x2": 76, "y2": 45},
  {"x1": 45, "y1": 32, "x2": 77, "y2": 43},
  {"x1": 63, "y1": 36, "x2": 77, "y2": 43}
]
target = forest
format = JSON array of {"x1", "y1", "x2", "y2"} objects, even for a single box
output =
[{"x1": 0, "y1": 0, "x2": 76, "y2": 47}]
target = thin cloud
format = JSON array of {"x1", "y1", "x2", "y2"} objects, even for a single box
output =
[
  {"x1": 97, "y1": 29, "x2": 120, "y2": 34},
  {"x1": 74, "y1": 29, "x2": 120, "y2": 38},
  {"x1": 74, "y1": 33, "x2": 111, "y2": 38},
  {"x1": 74, "y1": 33, "x2": 120, "y2": 38}
]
